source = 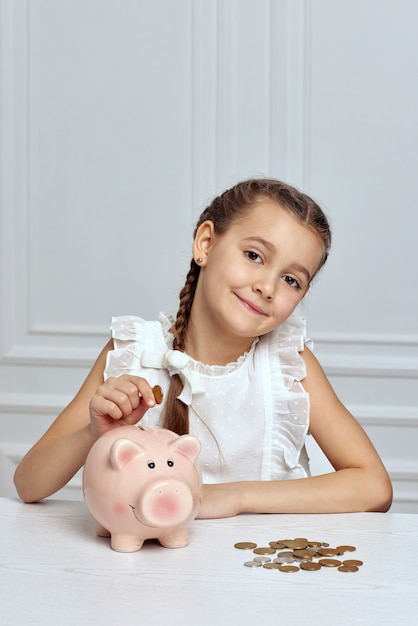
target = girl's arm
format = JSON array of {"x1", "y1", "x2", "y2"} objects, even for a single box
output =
[
  {"x1": 14, "y1": 340, "x2": 156, "y2": 503},
  {"x1": 197, "y1": 345, "x2": 393, "y2": 518}
]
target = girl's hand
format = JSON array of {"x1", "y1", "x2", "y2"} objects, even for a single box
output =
[{"x1": 89, "y1": 375, "x2": 156, "y2": 438}]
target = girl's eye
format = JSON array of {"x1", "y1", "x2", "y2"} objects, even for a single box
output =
[
  {"x1": 245, "y1": 250, "x2": 263, "y2": 263},
  {"x1": 283, "y1": 275, "x2": 301, "y2": 290}
]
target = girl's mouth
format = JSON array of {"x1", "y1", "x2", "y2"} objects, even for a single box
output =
[{"x1": 235, "y1": 294, "x2": 266, "y2": 316}]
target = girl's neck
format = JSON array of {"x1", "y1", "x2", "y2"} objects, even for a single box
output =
[{"x1": 182, "y1": 317, "x2": 255, "y2": 366}]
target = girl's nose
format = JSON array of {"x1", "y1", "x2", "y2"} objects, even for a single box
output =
[{"x1": 254, "y1": 281, "x2": 274, "y2": 301}]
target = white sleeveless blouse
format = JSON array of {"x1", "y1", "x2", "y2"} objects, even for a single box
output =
[{"x1": 104, "y1": 313, "x2": 311, "y2": 484}]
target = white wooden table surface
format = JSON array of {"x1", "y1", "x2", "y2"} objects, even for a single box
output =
[{"x1": 1, "y1": 497, "x2": 417, "y2": 625}]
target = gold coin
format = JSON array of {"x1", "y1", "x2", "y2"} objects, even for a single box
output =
[
  {"x1": 317, "y1": 547, "x2": 338, "y2": 557},
  {"x1": 338, "y1": 564, "x2": 359, "y2": 573},
  {"x1": 253, "y1": 547, "x2": 276, "y2": 555},
  {"x1": 343, "y1": 559, "x2": 363, "y2": 567},
  {"x1": 152, "y1": 385, "x2": 164, "y2": 404},
  {"x1": 300, "y1": 561, "x2": 321, "y2": 571},
  {"x1": 263, "y1": 562, "x2": 281, "y2": 569},
  {"x1": 234, "y1": 542, "x2": 257, "y2": 550},
  {"x1": 269, "y1": 541, "x2": 286, "y2": 550},
  {"x1": 278, "y1": 565, "x2": 300, "y2": 573},
  {"x1": 284, "y1": 539, "x2": 308, "y2": 550},
  {"x1": 293, "y1": 549, "x2": 314, "y2": 560},
  {"x1": 307, "y1": 541, "x2": 322, "y2": 547},
  {"x1": 318, "y1": 558, "x2": 342, "y2": 568},
  {"x1": 276, "y1": 550, "x2": 294, "y2": 557},
  {"x1": 335, "y1": 545, "x2": 356, "y2": 553}
]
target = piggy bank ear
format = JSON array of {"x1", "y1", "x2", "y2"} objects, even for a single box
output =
[
  {"x1": 110, "y1": 439, "x2": 145, "y2": 470},
  {"x1": 169, "y1": 435, "x2": 201, "y2": 464}
]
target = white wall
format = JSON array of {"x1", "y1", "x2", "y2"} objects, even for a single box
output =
[{"x1": 0, "y1": 0, "x2": 417, "y2": 509}]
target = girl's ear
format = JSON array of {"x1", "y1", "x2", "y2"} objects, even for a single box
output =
[{"x1": 192, "y1": 220, "x2": 215, "y2": 267}]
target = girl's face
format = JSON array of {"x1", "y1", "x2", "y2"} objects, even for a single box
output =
[{"x1": 192, "y1": 200, "x2": 325, "y2": 344}]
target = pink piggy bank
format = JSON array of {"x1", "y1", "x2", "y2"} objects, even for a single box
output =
[{"x1": 82, "y1": 425, "x2": 202, "y2": 552}]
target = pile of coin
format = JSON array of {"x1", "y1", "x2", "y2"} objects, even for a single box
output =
[{"x1": 234, "y1": 537, "x2": 363, "y2": 573}]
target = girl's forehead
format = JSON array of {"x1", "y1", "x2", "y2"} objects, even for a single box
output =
[{"x1": 231, "y1": 200, "x2": 302, "y2": 231}]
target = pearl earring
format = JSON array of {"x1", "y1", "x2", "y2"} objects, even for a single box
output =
[{"x1": 196, "y1": 257, "x2": 203, "y2": 264}]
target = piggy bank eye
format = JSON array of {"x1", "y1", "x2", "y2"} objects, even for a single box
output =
[
  {"x1": 167, "y1": 459, "x2": 174, "y2": 467},
  {"x1": 147, "y1": 460, "x2": 156, "y2": 469}
]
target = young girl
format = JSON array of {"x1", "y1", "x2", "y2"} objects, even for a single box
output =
[{"x1": 14, "y1": 178, "x2": 392, "y2": 516}]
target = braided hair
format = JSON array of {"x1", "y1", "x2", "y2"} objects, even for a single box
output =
[{"x1": 162, "y1": 178, "x2": 331, "y2": 435}]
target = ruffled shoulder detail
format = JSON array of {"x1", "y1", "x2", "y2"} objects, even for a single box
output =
[
  {"x1": 261, "y1": 315, "x2": 311, "y2": 479},
  {"x1": 104, "y1": 315, "x2": 169, "y2": 379},
  {"x1": 266, "y1": 315, "x2": 309, "y2": 391}
]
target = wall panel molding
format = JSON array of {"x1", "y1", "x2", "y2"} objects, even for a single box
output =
[
  {"x1": 0, "y1": 392, "x2": 70, "y2": 415},
  {"x1": 191, "y1": 0, "x2": 217, "y2": 213},
  {"x1": 0, "y1": 0, "x2": 28, "y2": 360},
  {"x1": 312, "y1": 332, "x2": 418, "y2": 378},
  {"x1": 268, "y1": 0, "x2": 310, "y2": 186},
  {"x1": 351, "y1": 405, "x2": 418, "y2": 428},
  {"x1": 1, "y1": 0, "x2": 196, "y2": 364},
  {"x1": 313, "y1": 332, "x2": 418, "y2": 346},
  {"x1": 319, "y1": 355, "x2": 418, "y2": 379},
  {"x1": 387, "y1": 463, "x2": 418, "y2": 513}
]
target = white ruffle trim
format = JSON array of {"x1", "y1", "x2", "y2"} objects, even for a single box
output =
[{"x1": 265, "y1": 316, "x2": 311, "y2": 478}]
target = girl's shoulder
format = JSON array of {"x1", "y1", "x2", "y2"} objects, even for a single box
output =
[{"x1": 110, "y1": 313, "x2": 172, "y2": 348}]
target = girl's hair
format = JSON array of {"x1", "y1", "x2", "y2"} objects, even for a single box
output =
[{"x1": 162, "y1": 178, "x2": 331, "y2": 435}]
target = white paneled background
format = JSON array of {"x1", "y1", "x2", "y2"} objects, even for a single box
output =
[{"x1": 0, "y1": 0, "x2": 417, "y2": 509}]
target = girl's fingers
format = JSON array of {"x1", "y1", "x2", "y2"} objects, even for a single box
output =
[
  {"x1": 92, "y1": 376, "x2": 156, "y2": 421},
  {"x1": 90, "y1": 396, "x2": 124, "y2": 420}
]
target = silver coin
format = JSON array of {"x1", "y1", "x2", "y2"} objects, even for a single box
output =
[
  {"x1": 243, "y1": 560, "x2": 262, "y2": 567},
  {"x1": 274, "y1": 555, "x2": 296, "y2": 564},
  {"x1": 253, "y1": 556, "x2": 272, "y2": 563}
]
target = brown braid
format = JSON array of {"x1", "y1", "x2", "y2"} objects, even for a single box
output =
[
  {"x1": 162, "y1": 260, "x2": 200, "y2": 434},
  {"x1": 163, "y1": 178, "x2": 332, "y2": 435}
]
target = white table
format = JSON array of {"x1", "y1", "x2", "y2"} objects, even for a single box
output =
[{"x1": 1, "y1": 497, "x2": 417, "y2": 626}]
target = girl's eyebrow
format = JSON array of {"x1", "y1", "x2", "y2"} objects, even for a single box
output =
[
  {"x1": 290, "y1": 264, "x2": 312, "y2": 283},
  {"x1": 242, "y1": 236, "x2": 275, "y2": 252},
  {"x1": 243, "y1": 236, "x2": 312, "y2": 282}
]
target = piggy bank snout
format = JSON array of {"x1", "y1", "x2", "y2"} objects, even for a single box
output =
[{"x1": 136, "y1": 479, "x2": 194, "y2": 528}]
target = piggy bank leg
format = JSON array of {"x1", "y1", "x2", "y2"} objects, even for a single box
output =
[
  {"x1": 159, "y1": 529, "x2": 190, "y2": 549},
  {"x1": 96, "y1": 522, "x2": 111, "y2": 538},
  {"x1": 110, "y1": 534, "x2": 145, "y2": 553}
]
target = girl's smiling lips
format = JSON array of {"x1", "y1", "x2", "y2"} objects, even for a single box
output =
[{"x1": 234, "y1": 293, "x2": 267, "y2": 316}]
